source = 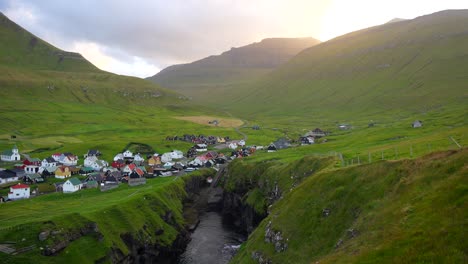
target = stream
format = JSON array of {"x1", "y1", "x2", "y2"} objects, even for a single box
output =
[{"x1": 177, "y1": 211, "x2": 246, "y2": 264}]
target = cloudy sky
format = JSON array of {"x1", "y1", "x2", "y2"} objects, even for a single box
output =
[{"x1": 1, "y1": 0, "x2": 467, "y2": 78}]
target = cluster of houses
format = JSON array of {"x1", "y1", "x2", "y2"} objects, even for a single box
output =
[
  {"x1": 166, "y1": 134, "x2": 230, "y2": 145},
  {"x1": 0, "y1": 138, "x2": 261, "y2": 201}
]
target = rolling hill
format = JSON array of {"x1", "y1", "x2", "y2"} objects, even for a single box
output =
[
  {"x1": 198, "y1": 10, "x2": 468, "y2": 125},
  {"x1": 147, "y1": 37, "x2": 320, "y2": 99},
  {"x1": 0, "y1": 12, "x2": 243, "y2": 158}
]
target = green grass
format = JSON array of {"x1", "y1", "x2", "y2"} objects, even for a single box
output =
[
  {"x1": 231, "y1": 149, "x2": 468, "y2": 263},
  {"x1": 0, "y1": 170, "x2": 214, "y2": 263}
]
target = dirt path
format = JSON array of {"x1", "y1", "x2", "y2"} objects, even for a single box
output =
[{"x1": 224, "y1": 111, "x2": 248, "y2": 141}]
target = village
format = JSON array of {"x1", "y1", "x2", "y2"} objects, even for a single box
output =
[{"x1": 0, "y1": 127, "x2": 336, "y2": 202}]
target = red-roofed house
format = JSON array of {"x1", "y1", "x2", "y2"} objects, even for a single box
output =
[
  {"x1": 8, "y1": 183, "x2": 30, "y2": 200},
  {"x1": 123, "y1": 164, "x2": 137, "y2": 174}
]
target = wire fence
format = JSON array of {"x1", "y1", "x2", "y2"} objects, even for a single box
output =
[{"x1": 333, "y1": 135, "x2": 464, "y2": 167}]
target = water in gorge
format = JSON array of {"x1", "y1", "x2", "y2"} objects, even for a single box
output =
[{"x1": 177, "y1": 211, "x2": 246, "y2": 264}]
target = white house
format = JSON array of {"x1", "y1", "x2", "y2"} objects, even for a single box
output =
[
  {"x1": 1, "y1": 145, "x2": 21, "y2": 162},
  {"x1": 170, "y1": 150, "x2": 184, "y2": 159},
  {"x1": 84, "y1": 156, "x2": 98, "y2": 167},
  {"x1": 90, "y1": 160, "x2": 108, "y2": 171},
  {"x1": 133, "y1": 153, "x2": 145, "y2": 163},
  {"x1": 41, "y1": 157, "x2": 57, "y2": 167},
  {"x1": 52, "y1": 153, "x2": 62, "y2": 161},
  {"x1": 8, "y1": 183, "x2": 30, "y2": 200},
  {"x1": 63, "y1": 178, "x2": 83, "y2": 193},
  {"x1": 123, "y1": 164, "x2": 137, "y2": 174},
  {"x1": 161, "y1": 153, "x2": 173, "y2": 163},
  {"x1": 123, "y1": 150, "x2": 133, "y2": 158},
  {"x1": 113, "y1": 153, "x2": 124, "y2": 161},
  {"x1": 238, "y1": 140, "x2": 246, "y2": 147},
  {"x1": 59, "y1": 154, "x2": 78, "y2": 166},
  {"x1": 24, "y1": 165, "x2": 39, "y2": 174},
  {"x1": 0, "y1": 170, "x2": 19, "y2": 184},
  {"x1": 195, "y1": 144, "x2": 208, "y2": 152},
  {"x1": 228, "y1": 142, "x2": 238, "y2": 150}
]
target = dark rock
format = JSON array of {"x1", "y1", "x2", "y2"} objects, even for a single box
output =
[
  {"x1": 251, "y1": 251, "x2": 272, "y2": 264},
  {"x1": 38, "y1": 231, "x2": 50, "y2": 241},
  {"x1": 347, "y1": 228, "x2": 359, "y2": 238},
  {"x1": 322, "y1": 208, "x2": 331, "y2": 217},
  {"x1": 335, "y1": 239, "x2": 343, "y2": 249},
  {"x1": 264, "y1": 221, "x2": 288, "y2": 252}
]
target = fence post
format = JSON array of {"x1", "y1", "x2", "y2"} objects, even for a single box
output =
[
  {"x1": 410, "y1": 145, "x2": 413, "y2": 158},
  {"x1": 381, "y1": 151, "x2": 384, "y2": 160},
  {"x1": 368, "y1": 152, "x2": 371, "y2": 163}
]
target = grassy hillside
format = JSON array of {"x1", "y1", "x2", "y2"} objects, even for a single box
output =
[
  {"x1": 0, "y1": 12, "x2": 254, "y2": 158},
  {"x1": 208, "y1": 10, "x2": 467, "y2": 123},
  {"x1": 0, "y1": 12, "x2": 98, "y2": 72},
  {"x1": 231, "y1": 148, "x2": 467, "y2": 263},
  {"x1": 147, "y1": 38, "x2": 320, "y2": 100},
  {"x1": 0, "y1": 170, "x2": 214, "y2": 263}
]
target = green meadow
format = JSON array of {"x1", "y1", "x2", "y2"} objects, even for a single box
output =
[{"x1": 230, "y1": 149, "x2": 467, "y2": 263}]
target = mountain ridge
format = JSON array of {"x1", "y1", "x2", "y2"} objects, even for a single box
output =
[{"x1": 147, "y1": 37, "x2": 320, "y2": 97}]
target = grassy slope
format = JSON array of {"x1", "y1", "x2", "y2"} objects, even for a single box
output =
[
  {"x1": 231, "y1": 149, "x2": 467, "y2": 263},
  {"x1": 0, "y1": 12, "x2": 250, "y2": 159},
  {"x1": 0, "y1": 170, "x2": 213, "y2": 263},
  {"x1": 208, "y1": 10, "x2": 468, "y2": 123},
  {"x1": 147, "y1": 38, "x2": 320, "y2": 100}
]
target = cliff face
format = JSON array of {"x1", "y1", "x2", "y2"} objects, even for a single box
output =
[{"x1": 221, "y1": 156, "x2": 334, "y2": 234}]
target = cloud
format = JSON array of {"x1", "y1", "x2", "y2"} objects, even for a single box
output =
[
  {"x1": 1, "y1": 0, "x2": 467, "y2": 77},
  {"x1": 1, "y1": 0, "x2": 328, "y2": 77}
]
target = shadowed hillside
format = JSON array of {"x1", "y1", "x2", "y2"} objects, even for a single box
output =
[{"x1": 147, "y1": 37, "x2": 320, "y2": 99}]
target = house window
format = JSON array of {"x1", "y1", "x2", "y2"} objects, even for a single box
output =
[{"x1": 16, "y1": 193, "x2": 19, "y2": 196}]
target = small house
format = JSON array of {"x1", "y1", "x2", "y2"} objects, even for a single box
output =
[
  {"x1": 273, "y1": 138, "x2": 291, "y2": 150},
  {"x1": 412, "y1": 120, "x2": 423, "y2": 128},
  {"x1": 55, "y1": 166, "x2": 72, "y2": 179},
  {"x1": 63, "y1": 177, "x2": 83, "y2": 193},
  {"x1": 133, "y1": 153, "x2": 145, "y2": 163},
  {"x1": 41, "y1": 157, "x2": 57, "y2": 167},
  {"x1": 8, "y1": 183, "x2": 30, "y2": 200},
  {"x1": 84, "y1": 156, "x2": 98, "y2": 167},
  {"x1": 123, "y1": 150, "x2": 134, "y2": 159},
  {"x1": 84, "y1": 149, "x2": 101, "y2": 158},
  {"x1": 305, "y1": 128, "x2": 327, "y2": 138},
  {"x1": 52, "y1": 153, "x2": 62, "y2": 161},
  {"x1": 129, "y1": 168, "x2": 145, "y2": 178},
  {"x1": 148, "y1": 156, "x2": 161, "y2": 166},
  {"x1": 195, "y1": 144, "x2": 208, "y2": 152},
  {"x1": 80, "y1": 166, "x2": 94, "y2": 175},
  {"x1": 123, "y1": 164, "x2": 137, "y2": 175},
  {"x1": 267, "y1": 144, "x2": 277, "y2": 152},
  {"x1": 0, "y1": 169, "x2": 19, "y2": 184},
  {"x1": 59, "y1": 154, "x2": 79, "y2": 166},
  {"x1": 86, "y1": 180, "x2": 98, "y2": 189},
  {"x1": 23, "y1": 157, "x2": 41, "y2": 167},
  {"x1": 113, "y1": 153, "x2": 124, "y2": 161},
  {"x1": 1, "y1": 145, "x2": 21, "y2": 162},
  {"x1": 24, "y1": 173, "x2": 44, "y2": 183},
  {"x1": 90, "y1": 160, "x2": 108, "y2": 171},
  {"x1": 24, "y1": 165, "x2": 40, "y2": 174},
  {"x1": 11, "y1": 168, "x2": 26, "y2": 179},
  {"x1": 111, "y1": 160, "x2": 125, "y2": 169},
  {"x1": 228, "y1": 142, "x2": 238, "y2": 150}
]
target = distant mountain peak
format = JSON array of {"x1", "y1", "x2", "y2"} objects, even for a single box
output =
[
  {"x1": 386, "y1": 18, "x2": 407, "y2": 24},
  {"x1": 147, "y1": 37, "x2": 320, "y2": 95}
]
